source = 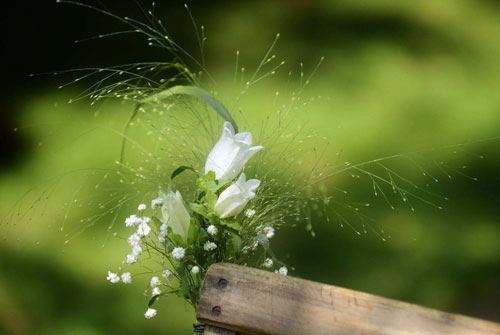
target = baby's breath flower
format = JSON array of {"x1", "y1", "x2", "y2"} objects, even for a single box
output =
[
  {"x1": 138, "y1": 204, "x2": 147, "y2": 211},
  {"x1": 144, "y1": 308, "x2": 157, "y2": 319},
  {"x1": 263, "y1": 226, "x2": 275, "y2": 239},
  {"x1": 158, "y1": 231, "x2": 167, "y2": 243},
  {"x1": 204, "y1": 241, "x2": 217, "y2": 251},
  {"x1": 277, "y1": 266, "x2": 288, "y2": 276},
  {"x1": 132, "y1": 245, "x2": 142, "y2": 257},
  {"x1": 128, "y1": 233, "x2": 141, "y2": 247},
  {"x1": 151, "y1": 197, "x2": 163, "y2": 209},
  {"x1": 121, "y1": 272, "x2": 132, "y2": 284},
  {"x1": 264, "y1": 258, "x2": 274, "y2": 268},
  {"x1": 106, "y1": 271, "x2": 120, "y2": 283},
  {"x1": 207, "y1": 225, "x2": 218, "y2": 236},
  {"x1": 137, "y1": 222, "x2": 151, "y2": 237},
  {"x1": 150, "y1": 276, "x2": 161, "y2": 287},
  {"x1": 172, "y1": 247, "x2": 185, "y2": 260},
  {"x1": 152, "y1": 287, "x2": 161, "y2": 296},
  {"x1": 245, "y1": 209, "x2": 256, "y2": 218},
  {"x1": 141, "y1": 216, "x2": 151, "y2": 224},
  {"x1": 162, "y1": 269, "x2": 173, "y2": 280},
  {"x1": 125, "y1": 214, "x2": 141, "y2": 227},
  {"x1": 191, "y1": 266, "x2": 200, "y2": 274},
  {"x1": 126, "y1": 254, "x2": 138, "y2": 264}
]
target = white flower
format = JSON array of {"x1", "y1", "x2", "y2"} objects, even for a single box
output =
[
  {"x1": 142, "y1": 216, "x2": 151, "y2": 224},
  {"x1": 205, "y1": 121, "x2": 263, "y2": 180},
  {"x1": 214, "y1": 173, "x2": 260, "y2": 219},
  {"x1": 204, "y1": 241, "x2": 217, "y2": 251},
  {"x1": 125, "y1": 214, "x2": 142, "y2": 227},
  {"x1": 150, "y1": 276, "x2": 161, "y2": 287},
  {"x1": 160, "y1": 190, "x2": 191, "y2": 243},
  {"x1": 278, "y1": 266, "x2": 288, "y2": 276},
  {"x1": 121, "y1": 272, "x2": 132, "y2": 284},
  {"x1": 158, "y1": 231, "x2": 167, "y2": 243},
  {"x1": 151, "y1": 197, "x2": 164, "y2": 209},
  {"x1": 152, "y1": 287, "x2": 161, "y2": 296},
  {"x1": 207, "y1": 225, "x2": 218, "y2": 236},
  {"x1": 245, "y1": 209, "x2": 256, "y2": 218},
  {"x1": 126, "y1": 254, "x2": 136, "y2": 264},
  {"x1": 132, "y1": 245, "x2": 142, "y2": 257},
  {"x1": 126, "y1": 254, "x2": 138, "y2": 264},
  {"x1": 172, "y1": 247, "x2": 185, "y2": 260},
  {"x1": 138, "y1": 204, "x2": 147, "y2": 211},
  {"x1": 264, "y1": 258, "x2": 274, "y2": 268},
  {"x1": 136, "y1": 222, "x2": 151, "y2": 237},
  {"x1": 128, "y1": 233, "x2": 141, "y2": 247},
  {"x1": 162, "y1": 269, "x2": 173, "y2": 280},
  {"x1": 144, "y1": 308, "x2": 157, "y2": 319},
  {"x1": 263, "y1": 226, "x2": 275, "y2": 239},
  {"x1": 106, "y1": 271, "x2": 120, "y2": 283},
  {"x1": 191, "y1": 266, "x2": 200, "y2": 274}
]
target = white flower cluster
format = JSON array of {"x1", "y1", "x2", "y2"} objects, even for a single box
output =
[{"x1": 105, "y1": 122, "x2": 281, "y2": 321}]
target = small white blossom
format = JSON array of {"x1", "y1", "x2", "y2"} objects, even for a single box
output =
[
  {"x1": 278, "y1": 266, "x2": 288, "y2": 276},
  {"x1": 150, "y1": 276, "x2": 161, "y2": 287},
  {"x1": 245, "y1": 209, "x2": 256, "y2": 217},
  {"x1": 142, "y1": 216, "x2": 151, "y2": 224},
  {"x1": 151, "y1": 197, "x2": 163, "y2": 209},
  {"x1": 204, "y1": 241, "x2": 217, "y2": 251},
  {"x1": 125, "y1": 214, "x2": 142, "y2": 227},
  {"x1": 191, "y1": 266, "x2": 200, "y2": 274},
  {"x1": 132, "y1": 245, "x2": 142, "y2": 257},
  {"x1": 263, "y1": 226, "x2": 275, "y2": 239},
  {"x1": 138, "y1": 204, "x2": 147, "y2": 211},
  {"x1": 126, "y1": 254, "x2": 138, "y2": 264},
  {"x1": 144, "y1": 308, "x2": 157, "y2": 319},
  {"x1": 172, "y1": 247, "x2": 185, "y2": 260},
  {"x1": 128, "y1": 233, "x2": 141, "y2": 247},
  {"x1": 121, "y1": 272, "x2": 132, "y2": 284},
  {"x1": 158, "y1": 231, "x2": 167, "y2": 243},
  {"x1": 162, "y1": 269, "x2": 173, "y2": 280},
  {"x1": 207, "y1": 225, "x2": 218, "y2": 236},
  {"x1": 160, "y1": 223, "x2": 168, "y2": 232},
  {"x1": 152, "y1": 287, "x2": 161, "y2": 296},
  {"x1": 137, "y1": 222, "x2": 151, "y2": 237},
  {"x1": 106, "y1": 271, "x2": 120, "y2": 283},
  {"x1": 264, "y1": 258, "x2": 274, "y2": 268}
]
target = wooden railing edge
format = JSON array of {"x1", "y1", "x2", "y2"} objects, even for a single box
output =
[{"x1": 196, "y1": 263, "x2": 500, "y2": 335}]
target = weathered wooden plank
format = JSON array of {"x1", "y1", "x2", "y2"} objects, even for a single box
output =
[{"x1": 197, "y1": 263, "x2": 500, "y2": 335}]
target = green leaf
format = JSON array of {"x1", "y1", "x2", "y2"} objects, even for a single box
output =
[
  {"x1": 187, "y1": 202, "x2": 210, "y2": 217},
  {"x1": 221, "y1": 218, "x2": 241, "y2": 231},
  {"x1": 231, "y1": 232, "x2": 242, "y2": 258},
  {"x1": 167, "y1": 226, "x2": 186, "y2": 247},
  {"x1": 142, "y1": 85, "x2": 238, "y2": 132},
  {"x1": 171, "y1": 166, "x2": 198, "y2": 180},
  {"x1": 187, "y1": 220, "x2": 199, "y2": 245},
  {"x1": 204, "y1": 190, "x2": 218, "y2": 210}
]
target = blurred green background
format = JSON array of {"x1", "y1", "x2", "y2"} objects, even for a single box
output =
[{"x1": 1, "y1": 0, "x2": 500, "y2": 334}]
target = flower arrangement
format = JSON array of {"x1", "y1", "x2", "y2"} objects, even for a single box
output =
[{"x1": 106, "y1": 120, "x2": 283, "y2": 317}]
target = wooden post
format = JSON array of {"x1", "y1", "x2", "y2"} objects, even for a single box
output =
[{"x1": 197, "y1": 263, "x2": 500, "y2": 335}]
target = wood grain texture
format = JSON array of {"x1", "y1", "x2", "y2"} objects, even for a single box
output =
[{"x1": 197, "y1": 263, "x2": 500, "y2": 335}]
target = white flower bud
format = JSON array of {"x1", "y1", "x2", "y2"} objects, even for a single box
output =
[{"x1": 205, "y1": 122, "x2": 263, "y2": 180}]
